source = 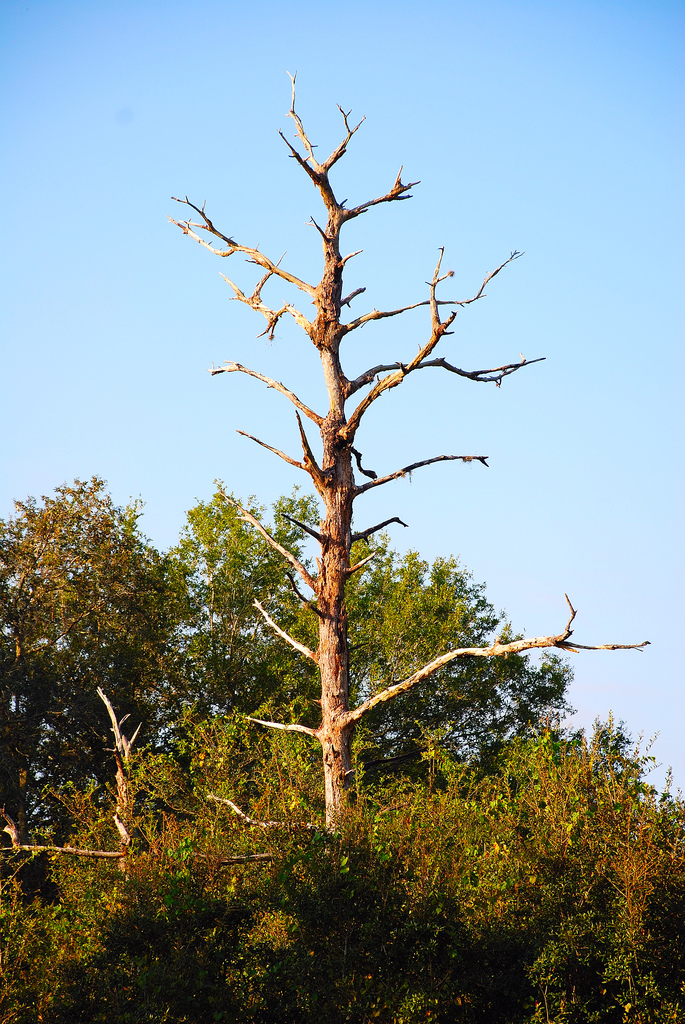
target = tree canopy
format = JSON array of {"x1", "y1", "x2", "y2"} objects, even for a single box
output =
[
  {"x1": 0, "y1": 478, "x2": 176, "y2": 840},
  {"x1": 1, "y1": 479, "x2": 572, "y2": 841}
]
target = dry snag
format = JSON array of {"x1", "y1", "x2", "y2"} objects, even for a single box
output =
[
  {"x1": 1, "y1": 689, "x2": 138, "y2": 867},
  {"x1": 170, "y1": 76, "x2": 648, "y2": 828}
]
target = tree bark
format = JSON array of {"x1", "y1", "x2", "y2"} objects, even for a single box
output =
[{"x1": 317, "y1": 426, "x2": 354, "y2": 826}]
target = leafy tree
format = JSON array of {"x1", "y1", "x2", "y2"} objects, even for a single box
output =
[
  {"x1": 0, "y1": 477, "x2": 177, "y2": 839},
  {"x1": 167, "y1": 488, "x2": 320, "y2": 721},
  {"x1": 0, "y1": 475, "x2": 571, "y2": 848}
]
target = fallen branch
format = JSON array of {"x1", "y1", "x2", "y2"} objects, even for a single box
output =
[
  {"x1": 247, "y1": 716, "x2": 318, "y2": 738},
  {"x1": 217, "y1": 853, "x2": 274, "y2": 865},
  {"x1": 2, "y1": 812, "x2": 125, "y2": 860},
  {"x1": 207, "y1": 793, "x2": 321, "y2": 831},
  {"x1": 0, "y1": 843, "x2": 125, "y2": 860}
]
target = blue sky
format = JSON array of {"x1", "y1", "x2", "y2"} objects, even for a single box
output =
[{"x1": 2, "y1": 1, "x2": 683, "y2": 785}]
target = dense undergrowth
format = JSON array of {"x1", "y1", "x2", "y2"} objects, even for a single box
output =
[{"x1": 2, "y1": 722, "x2": 683, "y2": 1023}]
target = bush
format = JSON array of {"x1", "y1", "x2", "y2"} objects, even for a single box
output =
[{"x1": 1, "y1": 722, "x2": 683, "y2": 1023}]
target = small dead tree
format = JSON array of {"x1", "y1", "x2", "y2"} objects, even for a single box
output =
[
  {"x1": 170, "y1": 77, "x2": 647, "y2": 828},
  {"x1": 1, "y1": 689, "x2": 138, "y2": 867}
]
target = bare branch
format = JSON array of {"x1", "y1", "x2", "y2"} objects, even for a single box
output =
[
  {"x1": 343, "y1": 597, "x2": 649, "y2": 727},
  {"x1": 346, "y1": 552, "x2": 378, "y2": 575},
  {"x1": 347, "y1": 361, "x2": 412, "y2": 396},
  {"x1": 285, "y1": 303, "x2": 315, "y2": 334},
  {"x1": 322, "y1": 104, "x2": 365, "y2": 173},
  {"x1": 169, "y1": 201, "x2": 316, "y2": 297},
  {"x1": 280, "y1": 72, "x2": 366, "y2": 217},
  {"x1": 342, "y1": 251, "x2": 524, "y2": 435},
  {"x1": 284, "y1": 72, "x2": 321, "y2": 170},
  {"x1": 220, "y1": 272, "x2": 289, "y2": 337},
  {"x1": 341, "y1": 286, "x2": 366, "y2": 308},
  {"x1": 280, "y1": 512, "x2": 323, "y2": 544},
  {"x1": 349, "y1": 356, "x2": 544, "y2": 393},
  {"x1": 279, "y1": 73, "x2": 343, "y2": 215},
  {"x1": 453, "y1": 251, "x2": 523, "y2": 307},
  {"x1": 279, "y1": 129, "x2": 322, "y2": 187},
  {"x1": 207, "y1": 792, "x2": 320, "y2": 830},
  {"x1": 0, "y1": 821, "x2": 125, "y2": 860},
  {"x1": 219, "y1": 491, "x2": 318, "y2": 593},
  {"x1": 339, "y1": 249, "x2": 454, "y2": 333},
  {"x1": 428, "y1": 247, "x2": 447, "y2": 329},
  {"x1": 286, "y1": 572, "x2": 324, "y2": 619},
  {"x1": 237, "y1": 430, "x2": 305, "y2": 472},
  {"x1": 253, "y1": 599, "x2": 319, "y2": 663},
  {"x1": 309, "y1": 215, "x2": 328, "y2": 240},
  {"x1": 209, "y1": 362, "x2": 323, "y2": 427},
  {"x1": 220, "y1": 269, "x2": 312, "y2": 340},
  {"x1": 247, "y1": 717, "x2": 319, "y2": 738},
  {"x1": 296, "y1": 412, "x2": 328, "y2": 494},
  {"x1": 342, "y1": 166, "x2": 420, "y2": 222},
  {"x1": 217, "y1": 853, "x2": 274, "y2": 865},
  {"x1": 0, "y1": 845, "x2": 126, "y2": 860},
  {"x1": 342, "y1": 310, "x2": 457, "y2": 438},
  {"x1": 418, "y1": 355, "x2": 546, "y2": 386},
  {"x1": 344, "y1": 300, "x2": 430, "y2": 333},
  {"x1": 351, "y1": 517, "x2": 409, "y2": 544},
  {"x1": 355, "y1": 454, "x2": 489, "y2": 496},
  {"x1": 351, "y1": 447, "x2": 377, "y2": 480},
  {"x1": 97, "y1": 688, "x2": 139, "y2": 763}
]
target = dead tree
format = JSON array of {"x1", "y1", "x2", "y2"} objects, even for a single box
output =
[
  {"x1": 170, "y1": 77, "x2": 648, "y2": 828},
  {"x1": 1, "y1": 689, "x2": 138, "y2": 867}
]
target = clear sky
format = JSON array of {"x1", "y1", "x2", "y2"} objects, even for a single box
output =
[{"x1": 2, "y1": 1, "x2": 683, "y2": 785}]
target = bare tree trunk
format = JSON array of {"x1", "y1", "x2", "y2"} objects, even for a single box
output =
[
  {"x1": 16, "y1": 765, "x2": 28, "y2": 845},
  {"x1": 317, "y1": 430, "x2": 354, "y2": 825}
]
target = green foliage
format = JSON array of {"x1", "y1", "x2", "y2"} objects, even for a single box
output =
[
  {"x1": 4, "y1": 478, "x2": 677, "y2": 1021},
  {"x1": 2, "y1": 722, "x2": 683, "y2": 1023},
  {"x1": 166, "y1": 486, "x2": 320, "y2": 722},
  {"x1": 1, "y1": 478, "x2": 573, "y2": 843},
  {"x1": 0, "y1": 477, "x2": 178, "y2": 839}
]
